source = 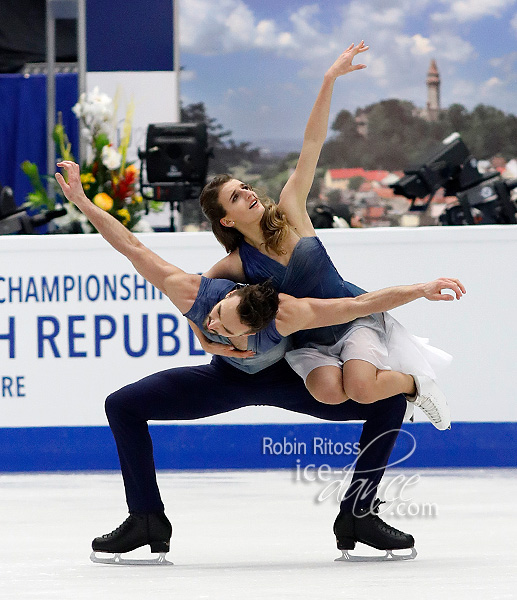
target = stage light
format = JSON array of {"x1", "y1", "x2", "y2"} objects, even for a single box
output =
[
  {"x1": 144, "y1": 122, "x2": 209, "y2": 185},
  {"x1": 138, "y1": 122, "x2": 211, "y2": 231},
  {"x1": 0, "y1": 182, "x2": 66, "y2": 235}
]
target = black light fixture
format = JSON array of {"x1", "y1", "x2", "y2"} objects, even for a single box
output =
[
  {"x1": 0, "y1": 184, "x2": 32, "y2": 234},
  {"x1": 138, "y1": 122, "x2": 210, "y2": 231},
  {"x1": 144, "y1": 122, "x2": 209, "y2": 185},
  {"x1": 390, "y1": 133, "x2": 470, "y2": 200}
]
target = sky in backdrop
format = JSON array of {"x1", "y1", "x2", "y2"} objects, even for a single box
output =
[{"x1": 179, "y1": 0, "x2": 517, "y2": 148}]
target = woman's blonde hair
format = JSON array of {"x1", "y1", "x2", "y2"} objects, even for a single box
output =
[{"x1": 200, "y1": 175, "x2": 290, "y2": 255}]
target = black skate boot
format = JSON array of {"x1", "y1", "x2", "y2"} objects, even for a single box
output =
[
  {"x1": 90, "y1": 513, "x2": 173, "y2": 565},
  {"x1": 333, "y1": 500, "x2": 416, "y2": 562}
]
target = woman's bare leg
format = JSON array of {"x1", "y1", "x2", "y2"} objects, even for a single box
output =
[
  {"x1": 305, "y1": 361, "x2": 416, "y2": 406},
  {"x1": 342, "y1": 359, "x2": 415, "y2": 404},
  {"x1": 306, "y1": 365, "x2": 350, "y2": 405}
]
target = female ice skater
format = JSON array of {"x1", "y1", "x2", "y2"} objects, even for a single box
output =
[{"x1": 200, "y1": 42, "x2": 457, "y2": 431}]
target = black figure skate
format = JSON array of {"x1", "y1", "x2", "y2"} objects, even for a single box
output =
[
  {"x1": 90, "y1": 513, "x2": 173, "y2": 566},
  {"x1": 333, "y1": 500, "x2": 417, "y2": 562}
]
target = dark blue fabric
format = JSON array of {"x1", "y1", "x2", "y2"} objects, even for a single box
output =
[
  {"x1": 0, "y1": 73, "x2": 79, "y2": 208},
  {"x1": 105, "y1": 357, "x2": 406, "y2": 514},
  {"x1": 86, "y1": 0, "x2": 174, "y2": 71},
  {"x1": 239, "y1": 236, "x2": 376, "y2": 347}
]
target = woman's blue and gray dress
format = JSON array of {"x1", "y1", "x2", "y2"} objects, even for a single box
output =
[{"x1": 239, "y1": 236, "x2": 451, "y2": 383}]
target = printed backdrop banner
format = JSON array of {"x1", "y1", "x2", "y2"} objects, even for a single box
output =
[
  {"x1": 1, "y1": 226, "x2": 517, "y2": 429},
  {"x1": 0, "y1": 233, "x2": 219, "y2": 427}
]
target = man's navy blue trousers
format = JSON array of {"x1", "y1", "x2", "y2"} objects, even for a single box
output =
[{"x1": 105, "y1": 356, "x2": 406, "y2": 514}]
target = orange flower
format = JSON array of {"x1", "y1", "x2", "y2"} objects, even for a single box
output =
[
  {"x1": 93, "y1": 193, "x2": 114, "y2": 211},
  {"x1": 117, "y1": 208, "x2": 131, "y2": 225}
]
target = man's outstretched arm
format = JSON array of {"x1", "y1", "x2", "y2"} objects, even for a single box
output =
[
  {"x1": 55, "y1": 161, "x2": 199, "y2": 313},
  {"x1": 275, "y1": 278, "x2": 466, "y2": 336}
]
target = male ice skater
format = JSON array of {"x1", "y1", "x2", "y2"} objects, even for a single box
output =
[{"x1": 56, "y1": 161, "x2": 463, "y2": 563}]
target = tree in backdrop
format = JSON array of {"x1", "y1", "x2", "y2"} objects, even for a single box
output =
[{"x1": 322, "y1": 99, "x2": 517, "y2": 171}]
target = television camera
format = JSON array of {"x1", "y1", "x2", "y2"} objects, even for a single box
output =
[
  {"x1": 390, "y1": 133, "x2": 517, "y2": 225},
  {"x1": 0, "y1": 184, "x2": 66, "y2": 235}
]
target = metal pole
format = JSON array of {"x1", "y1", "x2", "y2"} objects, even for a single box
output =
[
  {"x1": 46, "y1": 1, "x2": 56, "y2": 184},
  {"x1": 173, "y1": 0, "x2": 180, "y2": 122},
  {"x1": 46, "y1": 0, "x2": 84, "y2": 182},
  {"x1": 77, "y1": 0, "x2": 87, "y2": 163}
]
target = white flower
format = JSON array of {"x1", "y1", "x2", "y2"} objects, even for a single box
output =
[
  {"x1": 80, "y1": 127, "x2": 93, "y2": 143},
  {"x1": 101, "y1": 145, "x2": 122, "y2": 171},
  {"x1": 50, "y1": 203, "x2": 91, "y2": 234},
  {"x1": 73, "y1": 87, "x2": 113, "y2": 133},
  {"x1": 131, "y1": 219, "x2": 154, "y2": 233},
  {"x1": 72, "y1": 98, "x2": 84, "y2": 118}
]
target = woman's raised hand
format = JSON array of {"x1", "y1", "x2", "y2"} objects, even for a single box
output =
[{"x1": 326, "y1": 41, "x2": 369, "y2": 79}]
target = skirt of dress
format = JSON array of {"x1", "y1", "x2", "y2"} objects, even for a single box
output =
[{"x1": 285, "y1": 313, "x2": 452, "y2": 383}]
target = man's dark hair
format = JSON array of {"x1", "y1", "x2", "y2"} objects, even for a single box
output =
[{"x1": 234, "y1": 281, "x2": 279, "y2": 333}]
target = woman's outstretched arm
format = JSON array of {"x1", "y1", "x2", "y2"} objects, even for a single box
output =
[{"x1": 278, "y1": 42, "x2": 369, "y2": 234}]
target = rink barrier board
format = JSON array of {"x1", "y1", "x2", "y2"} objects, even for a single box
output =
[{"x1": 0, "y1": 422, "x2": 515, "y2": 472}]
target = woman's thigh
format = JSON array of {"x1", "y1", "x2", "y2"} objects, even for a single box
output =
[{"x1": 305, "y1": 364, "x2": 349, "y2": 405}]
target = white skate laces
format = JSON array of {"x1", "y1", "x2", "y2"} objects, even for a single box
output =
[{"x1": 408, "y1": 375, "x2": 451, "y2": 430}]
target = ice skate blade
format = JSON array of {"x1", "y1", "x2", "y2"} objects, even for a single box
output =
[
  {"x1": 335, "y1": 547, "x2": 417, "y2": 562},
  {"x1": 90, "y1": 551, "x2": 173, "y2": 566}
]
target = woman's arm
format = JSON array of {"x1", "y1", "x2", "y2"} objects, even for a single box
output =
[
  {"x1": 188, "y1": 320, "x2": 255, "y2": 358},
  {"x1": 278, "y1": 42, "x2": 369, "y2": 234}
]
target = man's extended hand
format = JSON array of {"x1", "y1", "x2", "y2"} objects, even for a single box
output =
[
  {"x1": 421, "y1": 278, "x2": 466, "y2": 301},
  {"x1": 55, "y1": 161, "x2": 87, "y2": 205}
]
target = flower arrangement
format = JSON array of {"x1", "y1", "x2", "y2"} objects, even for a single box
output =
[{"x1": 22, "y1": 87, "x2": 160, "y2": 232}]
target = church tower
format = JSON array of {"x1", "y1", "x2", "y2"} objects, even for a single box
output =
[{"x1": 426, "y1": 59, "x2": 440, "y2": 121}]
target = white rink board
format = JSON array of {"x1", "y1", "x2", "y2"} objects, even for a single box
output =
[{"x1": 1, "y1": 225, "x2": 516, "y2": 426}]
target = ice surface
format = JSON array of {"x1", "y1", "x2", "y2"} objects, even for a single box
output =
[{"x1": 1, "y1": 469, "x2": 515, "y2": 600}]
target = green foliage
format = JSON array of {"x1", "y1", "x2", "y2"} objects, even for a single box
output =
[
  {"x1": 20, "y1": 161, "x2": 56, "y2": 210},
  {"x1": 94, "y1": 133, "x2": 110, "y2": 155},
  {"x1": 322, "y1": 100, "x2": 517, "y2": 170},
  {"x1": 53, "y1": 116, "x2": 74, "y2": 163}
]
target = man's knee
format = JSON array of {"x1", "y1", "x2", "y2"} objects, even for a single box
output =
[
  {"x1": 105, "y1": 387, "x2": 132, "y2": 420},
  {"x1": 367, "y1": 393, "x2": 407, "y2": 424}
]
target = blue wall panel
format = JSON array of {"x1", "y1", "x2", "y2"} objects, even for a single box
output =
[
  {"x1": 86, "y1": 0, "x2": 174, "y2": 71},
  {"x1": 0, "y1": 422, "x2": 515, "y2": 472},
  {"x1": 0, "y1": 73, "x2": 79, "y2": 201}
]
